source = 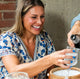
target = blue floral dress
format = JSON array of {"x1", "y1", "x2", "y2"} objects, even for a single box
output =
[{"x1": 0, "y1": 30, "x2": 55, "y2": 79}]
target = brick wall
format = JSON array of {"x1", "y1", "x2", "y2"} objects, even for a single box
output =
[{"x1": 0, "y1": 0, "x2": 17, "y2": 33}]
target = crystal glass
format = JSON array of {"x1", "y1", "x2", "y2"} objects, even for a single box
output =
[
  {"x1": 64, "y1": 46, "x2": 80, "y2": 79},
  {"x1": 5, "y1": 72, "x2": 30, "y2": 79},
  {"x1": 0, "y1": 72, "x2": 2, "y2": 78},
  {"x1": 65, "y1": 46, "x2": 79, "y2": 66}
]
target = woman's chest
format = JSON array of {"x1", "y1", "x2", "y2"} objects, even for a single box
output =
[{"x1": 25, "y1": 43, "x2": 35, "y2": 59}]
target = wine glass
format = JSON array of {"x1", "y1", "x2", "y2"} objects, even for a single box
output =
[
  {"x1": 0, "y1": 72, "x2": 2, "y2": 79},
  {"x1": 5, "y1": 72, "x2": 30, "y2": 79},
  {"x1": 64, "y1": 46, "x2": 79, "y2": 79}
]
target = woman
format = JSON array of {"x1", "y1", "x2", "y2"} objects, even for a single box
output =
[{"x1": 0, "y1": 0, "x2": 73, "y2": 79}]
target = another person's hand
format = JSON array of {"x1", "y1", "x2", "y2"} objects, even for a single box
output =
[{"x1": 67, "y1": 21, "x2": 80, "y2": 47}]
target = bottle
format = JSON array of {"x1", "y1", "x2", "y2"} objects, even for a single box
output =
[{"x1": 70, "y1": 34, "x2": 80, "y2": 48}]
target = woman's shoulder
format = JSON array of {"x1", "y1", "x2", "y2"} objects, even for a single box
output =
[
  {"x1": 40, "y1": 30, "x2": 52, "y2": 42},
  {"x1": 40, "y1": 30, "x2": 48, "y2": 37},
  {"x1": 0, "y1": 31, "x2": 17, "y2": 40},
  {"x1": 0, "y1": 32, "x2": 19, "y2": 48}
]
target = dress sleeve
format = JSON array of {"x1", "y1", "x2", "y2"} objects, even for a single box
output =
[
  {"x1": 71, "y1": 14, "x2": 80, "y2": 28},
  {"x1": 0, "y1": 32, "x2": 17, "y2": 66},
  {"x1": 0, "y1": 33, "x2": 17, "y2": 57}
]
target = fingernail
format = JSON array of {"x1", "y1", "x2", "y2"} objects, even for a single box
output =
[
  {"x1": 70, "y1": 66, "x2": 72, "y2": 68},
  {"x1": 73, "y1": 50, "x2": 75, "y2": 52},
  {"x1": 70, "y1": 60, "x2": 73, "y2": 63},
  {"x1": 73, "y1": 56, "x2": 76, "y2": 59}
]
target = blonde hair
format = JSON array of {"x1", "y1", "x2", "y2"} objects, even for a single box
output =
[{"x1": 7, "y1": 0, "x2": 44, "y2": 37}]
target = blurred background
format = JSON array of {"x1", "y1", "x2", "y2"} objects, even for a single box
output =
[
  {"x1": 0, "y1": 0, "x2": 80, "y2": 67},
  {"x1": 42, "y1": 0, "x2": 80, "y2": 50}
]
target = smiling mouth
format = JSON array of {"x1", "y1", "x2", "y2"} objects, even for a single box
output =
[{"x1": 32, "y1": 26, "x2": 40, "y2": 29}]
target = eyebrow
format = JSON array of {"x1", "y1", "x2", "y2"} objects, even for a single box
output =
[
  {"x1": 31, "y1": 14, "x2": 37, "y2": 16},
  {"x1": 31, "y1": 14, "x2": 44, "y2": 16}
]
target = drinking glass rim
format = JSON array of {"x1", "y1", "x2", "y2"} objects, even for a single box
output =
[
  {"x1": 5, "y1": 72, "x2": 29, "y2": 78},
  {"x1": 67, "y1": 46, "x2": 80, "y2": 50}
]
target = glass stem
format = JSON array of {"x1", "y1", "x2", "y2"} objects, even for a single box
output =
[{"x1": 65, "y1": 68, "x2": 71, "y2": 79}]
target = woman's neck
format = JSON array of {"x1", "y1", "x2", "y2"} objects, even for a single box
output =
[{"x1": 21, "y1": 32, "x2": 36, "y2": 44}]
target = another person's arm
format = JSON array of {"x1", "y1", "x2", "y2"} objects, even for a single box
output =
[
  {"x1": 67, "y1": 21, "x2": 80, "y2": 47},
  {"x1": 67, "y1": 14, "x2": 80, "y2": 47}
]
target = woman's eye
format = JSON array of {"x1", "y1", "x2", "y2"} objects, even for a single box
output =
[
  {"x1": 32, "y1": 17, "x2": 37, "y2": 19},
  {"x1": 41, "y1": 16, "x2": 45, "y2": 18}
]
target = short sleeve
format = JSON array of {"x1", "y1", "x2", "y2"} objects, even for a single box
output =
[
  {"x1": 0, "y1": 32, "x2": 17, "y2": 66},
  {"x1": 71, "y1": 14, "x2": 80, "y2": 28},
  {"x1": 0, "y1": 32, "x2": 17, "y2": 57}
]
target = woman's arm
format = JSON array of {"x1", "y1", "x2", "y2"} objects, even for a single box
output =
[
  {"x1": 2, "y1": 49, "x2": 72, "y2": 78},
  {"x1": 2, "y1": 54, "x2": 51, "y2": 78}
]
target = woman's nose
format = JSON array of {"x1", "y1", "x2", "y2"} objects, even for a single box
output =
[{"x1": 37, "y1": 18, "x2": 42, "y2": 24}]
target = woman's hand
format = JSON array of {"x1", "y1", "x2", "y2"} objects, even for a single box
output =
[
  {"x1": 67, "y1": 21, "x2": 80, "y2": 47},
  {"x1": 50, "y1": 49, "x2": 73, "y2": 68}
]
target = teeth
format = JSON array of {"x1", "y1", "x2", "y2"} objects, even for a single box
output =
[{"x1": 33, "y1": 26, "x2": 40, "y2": 29}]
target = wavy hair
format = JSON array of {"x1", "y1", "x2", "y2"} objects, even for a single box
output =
[{"x1": 8, "y1": 0, "x2": 44, "y2": 37}]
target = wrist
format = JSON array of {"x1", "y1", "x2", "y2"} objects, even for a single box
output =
[{"x1": 49, "y1": 53, "x2": 54, "y2": 65}]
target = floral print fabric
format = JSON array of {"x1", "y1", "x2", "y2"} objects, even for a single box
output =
[{"x1": 0, "y1": 30, "x2": 55, "y2": 79}]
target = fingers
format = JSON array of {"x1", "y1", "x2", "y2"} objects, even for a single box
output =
[
  {"x1": 65, "y1": 55, "x2": 73, "y2": 59},
  {"x1": 60, "y1": 49, "x2": 73, "y2": 55},
  {"x1": 58, "y1": 59, "x2": 71, "y2": 65},
  {"x1": 67, "y1": 37, "x2": 74, "y2": 47},
  {"x1": 67, "y1": 32, "x2": 75, "y2": 47},
  {"x1": 51, "y1": 49, "x2": 74, "y2": 69},
  {"x1": 54, "y1": 49, "x2": 73, "y2": 60},
  {"x1": 56, "y1": 55, "x2": 65, "y2": 59},
  {"x1": 59, "y1": 64, "x2": 70, "y2": 69},
  {"x1": 57, "y1": 59, "x2": 71, "y2": 69}
]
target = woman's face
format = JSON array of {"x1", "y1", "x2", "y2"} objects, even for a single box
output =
[{"x1": 22, "y1": 6, "x2": 45, "y2": 35}]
